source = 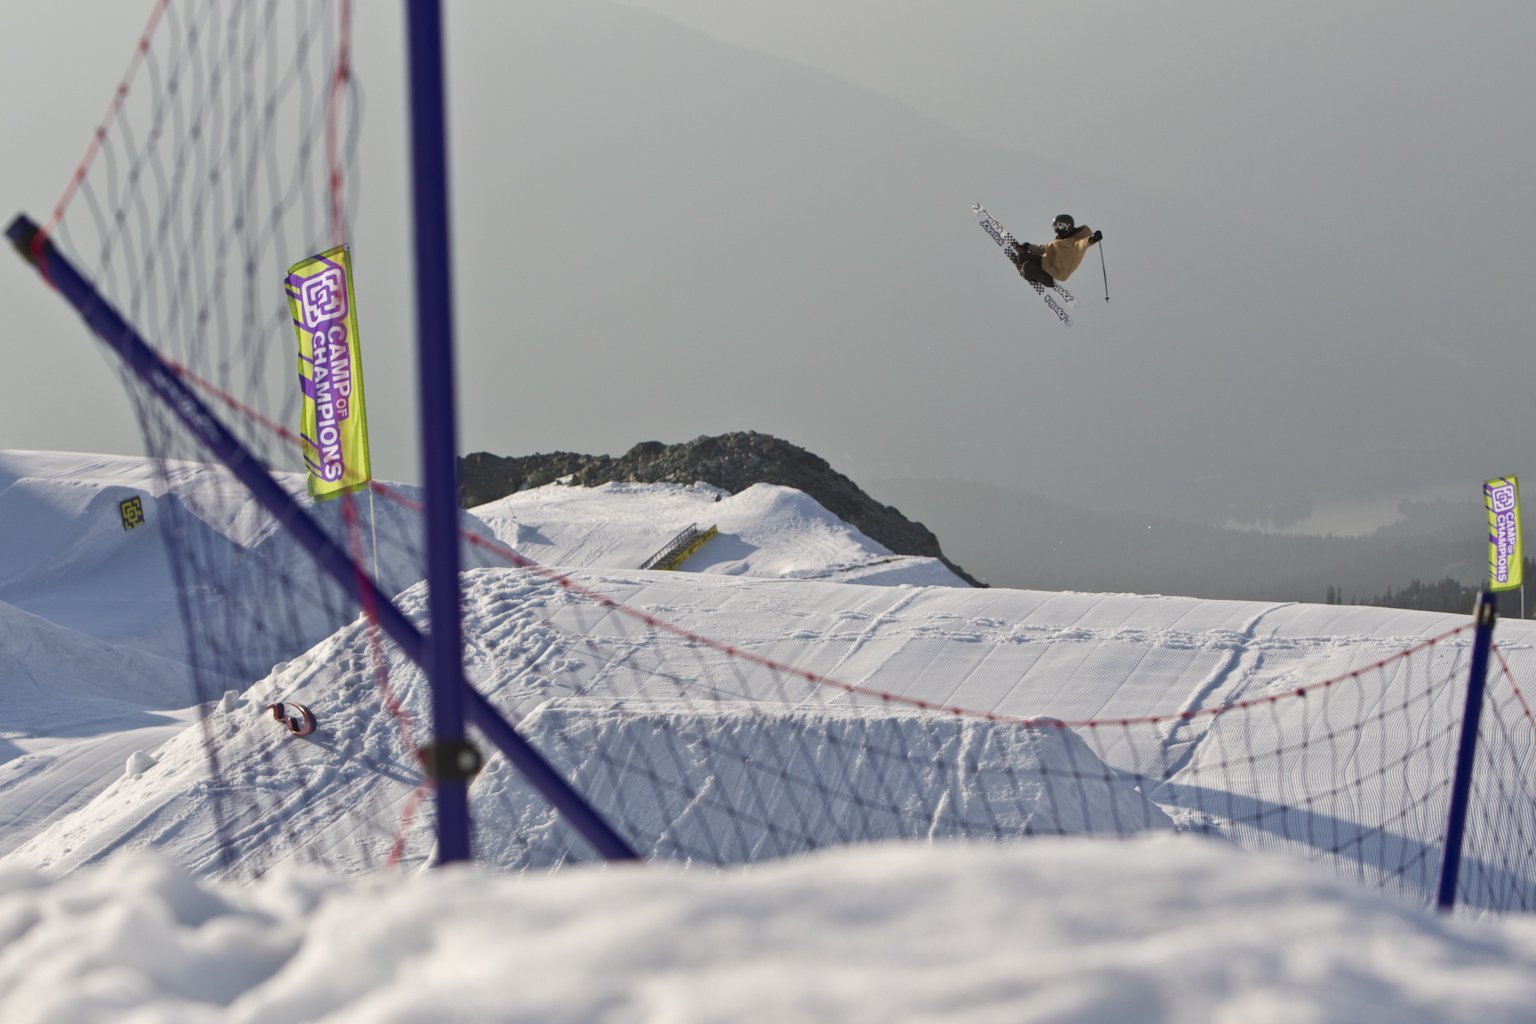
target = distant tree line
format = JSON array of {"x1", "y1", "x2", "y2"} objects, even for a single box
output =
[{"x1": 1325, "y1": 556, "x2": 1536, "y2": 618}]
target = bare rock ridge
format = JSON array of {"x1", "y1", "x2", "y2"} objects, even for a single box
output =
[{"x1": 458, "y1": 432, "x2": 983, "y2": 587}]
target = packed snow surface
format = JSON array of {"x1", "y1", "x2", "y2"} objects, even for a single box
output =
[
  {"x1": 10, "y1": 838, "x2": 1536, "y2": 1023},
  {"x1": 5, "y1": 449, "x2": 1536, "y2": 1020}
]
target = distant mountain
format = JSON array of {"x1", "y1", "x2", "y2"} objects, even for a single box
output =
[
  {"x1": 868, "y1": 477, "x2": 1484, "y2": 605},
  {"x1": 457, "y1": 437, "x2": 1490, "y2": 604},
  {"x1": 458, "y1": 432, "x2": 983, "y2": 586}
]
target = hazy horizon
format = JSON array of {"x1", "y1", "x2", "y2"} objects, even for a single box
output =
[{"x1": 3, "y1": 1, "x2": 1531, "y2": 540}]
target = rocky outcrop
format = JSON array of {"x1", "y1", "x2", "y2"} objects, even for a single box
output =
[{"x1": 459, "y1": 432, "x2": 982, "y2": 586}]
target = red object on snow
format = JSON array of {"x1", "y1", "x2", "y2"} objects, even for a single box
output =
[{"x1": 268, "y1": 701, "x2": 317, "y2": 737}]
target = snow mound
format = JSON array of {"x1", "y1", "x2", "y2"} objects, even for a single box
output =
[
  {"x1": 5, "y1": 619, "x2": 428, "y2": 878},
  {"x1": 12, "y1": 635, "x2": 1169, "y2": 878},
  {"x1": 20, "y1": 558, "x2": 1511, "y2": 881},
  {"x1": 0, "y1": 450, "x2": 506, "y2": 660},
  {"x1": 473, "y1": 480, "x2": 968, "y2": 586},
  {"x1": 124, "y1": 751, "x2": 158, "y2": 778}
]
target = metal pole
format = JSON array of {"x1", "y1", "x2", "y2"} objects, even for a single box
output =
[
  {"x1": 403, "y1": 0, "x2": 475, "y2": 865},
  {"x1": 1436, "y1": 589, "x2": 1497, "y2": 911},
  {"x1": 7, "y1": 213, "x2": 640, "y2": 863}
]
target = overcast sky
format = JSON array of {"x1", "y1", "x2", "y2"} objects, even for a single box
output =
[{"x1": 2, "y1": 1, "x2": 1533, "y2": 533}]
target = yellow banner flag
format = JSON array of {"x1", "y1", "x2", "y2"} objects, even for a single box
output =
[
  {"x1": 285, "y1": 246, "x2": 372, "y2": 500},
  {"x1": 1484, "y1": 476, "x2": 1522, "y2": 592}
]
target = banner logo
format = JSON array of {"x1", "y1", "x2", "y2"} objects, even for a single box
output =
[
  {"x1": 286, "y1": 246, "x2": 372, "y2": 500},
  {"x1": 119, "y1": 496, "x2": 145, "y2": 531},
  {"x1": 1484, "y1": 476, "x2": 1522, "y2": 592},
  {"x1": 298, "y1": 267, "x2": 348, "y2": 329}
]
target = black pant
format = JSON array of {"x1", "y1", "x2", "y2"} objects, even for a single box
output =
[{"x1": 1013, "y1": 249, "x2": 1054, "y2": 288}]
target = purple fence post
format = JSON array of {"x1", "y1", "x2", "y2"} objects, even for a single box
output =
[
  {"x1": 403, "y1": 0, "x2": 476, "y2": 866},
  {"x1": 1436, "y1": 589, "x2": 1497, "y2": 911}
]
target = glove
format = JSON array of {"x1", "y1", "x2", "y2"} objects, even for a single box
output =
[{"x1": 1090, "y1": 230, "x2": 1103, "y2": 244}]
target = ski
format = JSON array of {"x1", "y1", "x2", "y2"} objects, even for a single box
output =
[
  {"x1": 1030, "y1": 280, "x2": 1074, "y2": 328},
  {"x1": 973, "y1": 203, "x2": 1073, "y2": 328}
]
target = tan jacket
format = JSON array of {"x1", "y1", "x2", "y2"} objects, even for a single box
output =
[{"x1": 1040, "y1": 226, "x2": 1095, "y2": 282}]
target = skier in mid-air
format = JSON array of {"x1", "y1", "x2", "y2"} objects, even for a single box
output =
[{"x1": 1010, "y1": 214, "x2": 1103, "y2": 289}]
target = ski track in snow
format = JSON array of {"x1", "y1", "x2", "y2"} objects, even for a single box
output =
[{"x1": 1155, "y1": 601, "x2": 1297, "y2": 777}]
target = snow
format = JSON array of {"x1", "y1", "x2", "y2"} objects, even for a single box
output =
[
  {"x1": 9, "y1": 839, "x2": 1536, "y2": 1023},
  {"x1": 5, "y1": 448, "x2": 1536, "y2": 1019}
]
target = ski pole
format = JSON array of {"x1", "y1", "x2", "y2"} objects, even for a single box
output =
[{"x1": 1099, "y1": 242, "x2": 1110, "y2": 302}]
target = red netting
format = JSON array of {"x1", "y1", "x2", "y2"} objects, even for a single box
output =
[{"x1": 17, "y1": 1, "x2": 1536, "y2": 921}]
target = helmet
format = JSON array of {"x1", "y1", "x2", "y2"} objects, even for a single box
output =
[{"x1": 1053, "y1": 214, "x2": 1076, "y2": 238}]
